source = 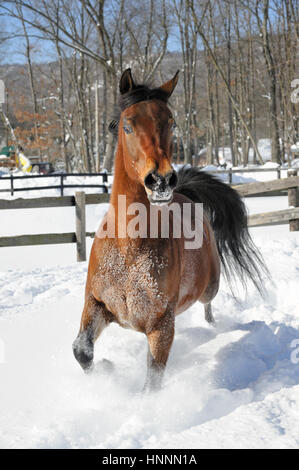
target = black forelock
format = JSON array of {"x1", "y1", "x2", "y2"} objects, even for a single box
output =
[
  {"x1": 119, "y1": 85, "x2": 169, "y2": 111},
  {"x1": 108, "y1": 84, "x2": 170, "y2": 135}
]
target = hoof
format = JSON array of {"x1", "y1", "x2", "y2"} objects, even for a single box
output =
[{"x1": 72, "y1": 335, "x2": 94, "y2": 371}]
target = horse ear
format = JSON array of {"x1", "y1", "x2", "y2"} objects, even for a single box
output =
[
  {"x1": 159, "y1": 70, "x2": 179, "y2": 98},
  {"x1": 119, "y1": 68, "x2": 136, "y2": 94}
]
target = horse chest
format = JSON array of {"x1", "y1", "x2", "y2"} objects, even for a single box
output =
[{"x1": 92, "y1": 245, "x2": 168, "y2": 331}]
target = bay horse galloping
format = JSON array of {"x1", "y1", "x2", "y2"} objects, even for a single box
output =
[{"x1": 73, "y1": 69, "x2": 267, "y2": 391}]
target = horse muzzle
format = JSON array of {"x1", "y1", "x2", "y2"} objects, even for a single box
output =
[{"x1": 144, "y1": 170, "x2": 177, "y2": 206}]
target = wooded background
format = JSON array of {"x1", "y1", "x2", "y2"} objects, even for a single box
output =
[{"x1": 0, "y1": 0, "x2": 298, "y2": 172}]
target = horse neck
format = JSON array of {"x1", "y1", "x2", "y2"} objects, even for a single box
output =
[
  {"x1": 110, "y1": 141, "x2": 149, "y2": 210},
  {"x1": 109, "y1": 142, "x2": 150, "y2": 248}
]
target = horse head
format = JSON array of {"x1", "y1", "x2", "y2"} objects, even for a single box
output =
[{"x1": 116, "y1": 68, "x2": 179, "y2": 205}]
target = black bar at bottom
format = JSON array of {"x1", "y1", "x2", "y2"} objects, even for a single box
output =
[{"x1": 0, "y1": 449, "x2": 291, "y2": 467}]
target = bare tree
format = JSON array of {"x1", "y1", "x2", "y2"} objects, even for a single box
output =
[
  {"x1": 254, "y1": 0, "x2": 281, "y2": 163},
  {"x1": 15, "y1": 3, "x2": 41, "y2": 155},
  {"x1": 188, "y1": 0, "x2": 264, "y2": 164},
  {"x1": 1, "y1": 0, "x2": 297, "y2": 170}
]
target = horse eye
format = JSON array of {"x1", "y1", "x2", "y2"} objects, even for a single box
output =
[
  {"x1": 171, "y1": 121, "x2": 177, "y2": 131},
  {"x1": 123, "y1": 126, "x2": 133, "y2": 134}
]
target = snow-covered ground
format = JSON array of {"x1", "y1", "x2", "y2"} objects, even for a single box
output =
[{"x1": 0, "y1": 175, "x2": 299, "y2": 448}]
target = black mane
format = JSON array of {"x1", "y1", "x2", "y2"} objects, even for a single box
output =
[{"x1": 109, "y1": 84, "x2": 169, "y2": 135}]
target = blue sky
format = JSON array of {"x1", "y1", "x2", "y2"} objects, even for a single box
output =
[{"x1": 1, "y1": 8, "x2": 181, "y2": 65}]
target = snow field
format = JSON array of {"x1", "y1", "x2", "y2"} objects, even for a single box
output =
[{"x1": 0, "y1": 194, "x2": 299, "y2": 448}]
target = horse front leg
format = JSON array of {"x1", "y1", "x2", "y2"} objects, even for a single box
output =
[
  {"x1": 144, "y1": 310, "x2": 175, "y2": 392},
  {"x1": 72, "y1": 295, "x2": 112, "y2": 373}
]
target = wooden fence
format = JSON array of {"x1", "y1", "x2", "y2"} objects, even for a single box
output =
[
  {"x1": 0, "y1": 192, "x2": 109, "y2": 261},
  {"x1": 206, "y1": 165, "x2": 293, "y2": 183},
  {"x1": 0, "y1": 170, "x2": 298, "y2": 262},
  {"x1": 233, "y1": 169, "x2": 299, "y2": 231},
  {"x1": 0, "y1": 172, "x2": 110, "y2": 196}
]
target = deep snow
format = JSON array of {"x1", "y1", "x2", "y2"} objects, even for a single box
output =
[
  {"x1": 0, "y1": 174, "x2": 299, "y2": 448},
  {"x1": 0, "y1": 229, "x2": 299, "y2": 448}
]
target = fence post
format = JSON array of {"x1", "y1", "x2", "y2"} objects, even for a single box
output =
[
  {"x1": 10, "y1": 174, "x2": 14, "y2": 196},
  {"x1": 75, "y1": 191, "x2": 86, "y2": 261},
  {"x1": 60, "y1": 174, "x2": 64, "y2": 196},
  {"x1": 228, "y1": 168, "x2": 232, "y2": 184},
  {"x1": 287, "y1": 169, "x2": 299, "y2": 231},
  {"x1": 102, "y1": 172, "x2": 108, "y2": 193},
  {"x1": 277, "y1": 167, "x2": 281, "y2": 179}
]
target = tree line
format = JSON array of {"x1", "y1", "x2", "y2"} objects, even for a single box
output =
[{"x1": 0, "y1": 0, "x2": 298, "y2": 172}]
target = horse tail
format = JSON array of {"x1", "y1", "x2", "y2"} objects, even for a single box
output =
[{"x1": 174, "y1": 166, "x2": 269, "y2": 296}]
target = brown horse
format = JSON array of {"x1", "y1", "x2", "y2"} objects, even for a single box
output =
[{"x1": 73, "y1": 69, "x2": 267, "y2": 391}]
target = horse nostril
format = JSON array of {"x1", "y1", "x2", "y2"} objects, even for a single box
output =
[
  {"x1": 168, "y1": 171, "x2": 178, "y2": 189},
  {"x1": 144, "y1": 172, "x2": 156, "y2": 190}
]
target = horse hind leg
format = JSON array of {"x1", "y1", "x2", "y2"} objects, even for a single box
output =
[
  {"x1": 204, "y1": 302, "x2": 215, "y2": 326},
  {"x1": 72, "y1": 295, "x2": 112, "y2": 373}
]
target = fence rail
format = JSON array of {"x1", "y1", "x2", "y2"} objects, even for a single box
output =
[
  {"x1": 203, "y1": 165, "x2": 294, "y2": 183},
  {"x1": 232, "y1": 175, "x2": 299, "y2": 196},
  {"x1": 0, "y1": 171, "x2": 298, "y2": 261},
  {"x1": 0, "y1": 193, "x2": 109, "y2": 209},
  {"x1": 248, "y1": 207, "x2": 299, "y2": 227}
]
